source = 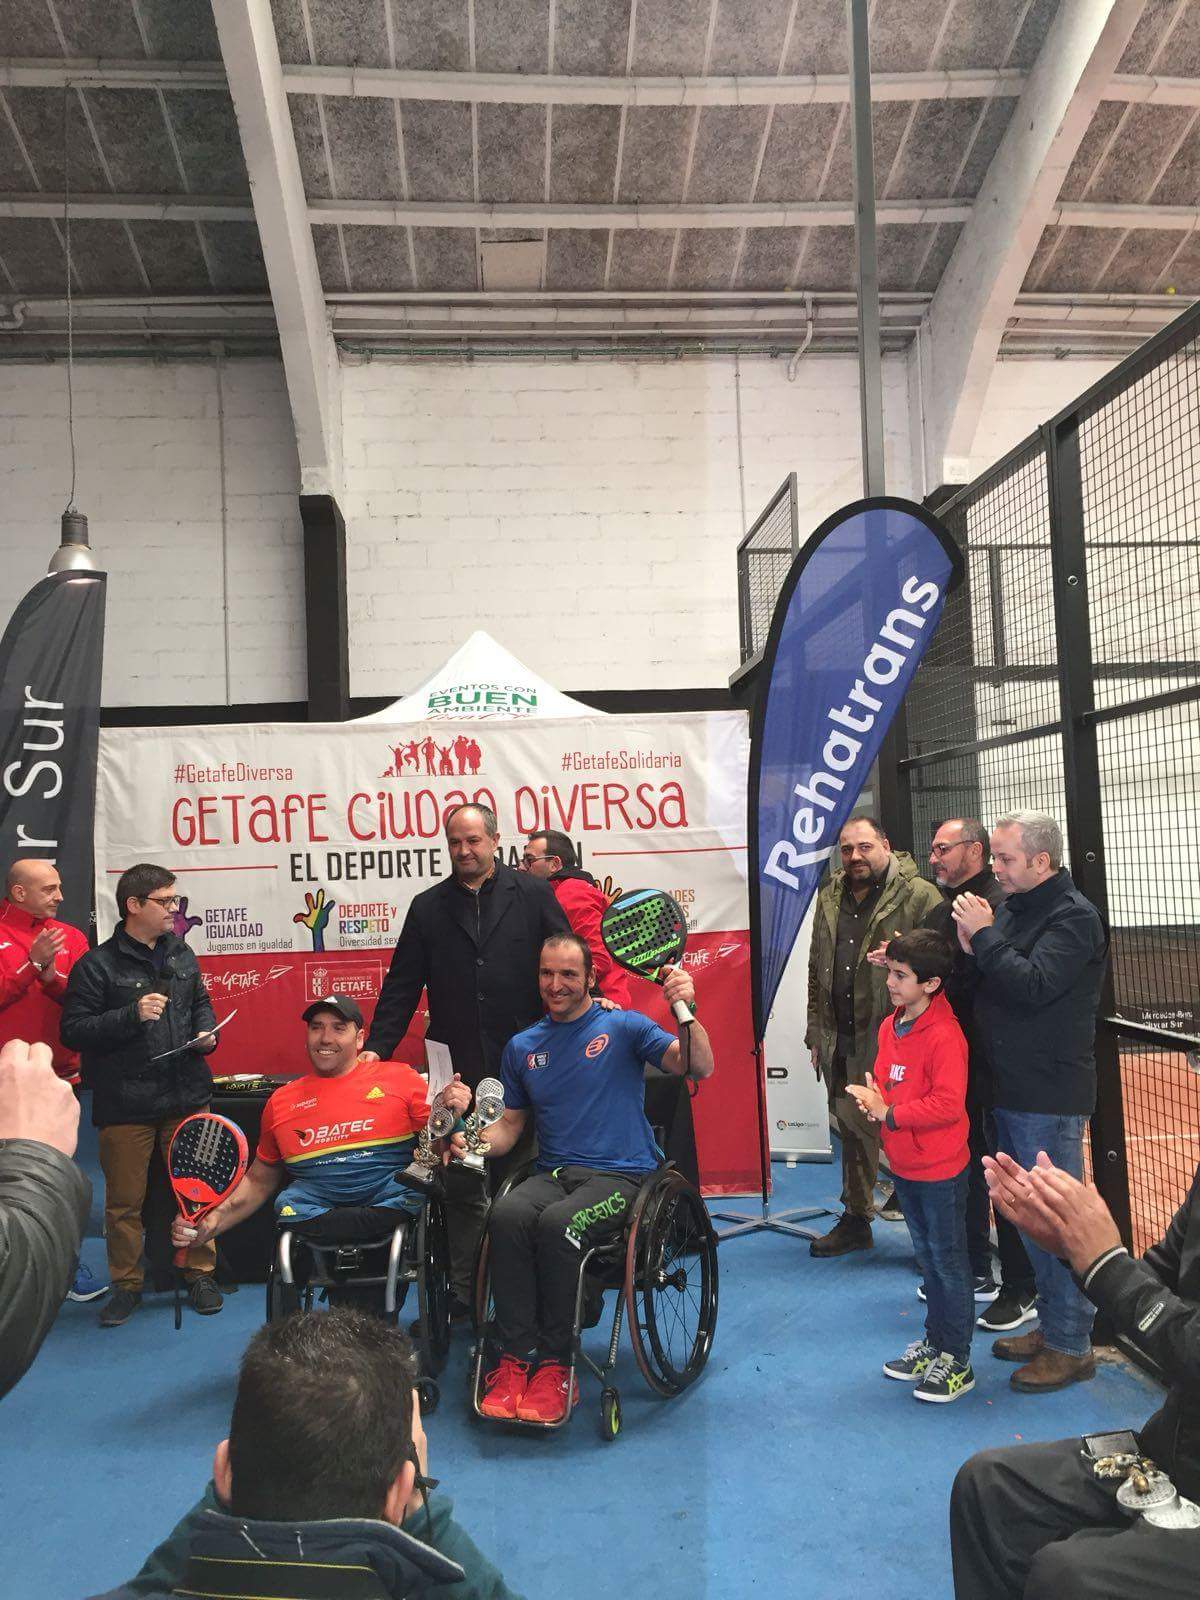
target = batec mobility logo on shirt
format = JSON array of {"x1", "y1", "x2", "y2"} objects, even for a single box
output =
[
  {"x1": 296, "y1": 1117, "x2": 376, "y2": 1148},
  {"x1": 584, "y1": 1033, "x2": 609, "y2": 1059}
]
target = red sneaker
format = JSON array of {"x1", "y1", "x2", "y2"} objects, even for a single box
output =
[
  {"x1": 515, "y1": 1361, "x2": 579, "y2": 1424},
  {"x1": 480, "y1": 1355, "x2": 530, "y2": 1420}
]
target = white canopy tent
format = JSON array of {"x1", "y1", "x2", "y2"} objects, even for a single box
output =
[{"x1": 355, "y1": 630, "x2": 599, "y2": 723}]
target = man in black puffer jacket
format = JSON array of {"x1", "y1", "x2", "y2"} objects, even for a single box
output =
[
  {"x1": 62, "y1": 863, "x2": 220, "y2": 1328},
  {"x1": 951, "y1": 1150, "x2": 1200, "y2": 1598}
]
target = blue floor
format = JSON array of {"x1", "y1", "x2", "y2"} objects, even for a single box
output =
[{"x1": 3, "y1": 1134, "x2": 1162, "y2": 1600}]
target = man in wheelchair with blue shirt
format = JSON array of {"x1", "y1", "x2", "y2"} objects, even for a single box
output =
[{"x1": 456, "y1": 931, "x2": 713, "y2": 1425}]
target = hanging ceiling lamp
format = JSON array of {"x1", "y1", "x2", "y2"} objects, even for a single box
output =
[{"x1": 49, "y1": 82, "x2": 96, "y2": 576}]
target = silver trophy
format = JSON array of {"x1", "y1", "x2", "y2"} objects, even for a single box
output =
[
  {"x1": 459, "y1": 1077, "x2": 505, "y2": 1172},
  {"x1": 405, "y1": 1091, "x2": 457, "y2": 1183}
]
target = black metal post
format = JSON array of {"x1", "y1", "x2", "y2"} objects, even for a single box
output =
[
  {"x1": 1043, "y1": 418, "x2": 1132, "y2": 1248},
  {"x1": 299, "y1": 494, "x2": 351, "y2": 723}
]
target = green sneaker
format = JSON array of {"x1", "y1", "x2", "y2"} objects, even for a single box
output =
[
  {"x1": 883, "y1": 1339, "x2": 936, "y2": 1381},
  {"x1": 914, "y1": 1351, "x2": 975, "y2": 1403}
]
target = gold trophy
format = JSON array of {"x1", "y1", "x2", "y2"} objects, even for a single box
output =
[{"x1": 459, "y1": 1078, "x2": 506, "y2": 1172}]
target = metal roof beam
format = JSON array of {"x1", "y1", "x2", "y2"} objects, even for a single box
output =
[
  {"x1": 917, "y1": 1, "x2": 1146, "y2": 490},
  {"x1": 209, "y1": 0, "x2": 339, "y2": 496},
  {"x1": 11, "y1": 193, "x2": 1200, "y2": 230},
  {"x1": 13, "y1": 57, "x2": 1200, "y2": 110},
  {"x1": 1, "y1": 56, "x2": 1031, "y2": 100}
]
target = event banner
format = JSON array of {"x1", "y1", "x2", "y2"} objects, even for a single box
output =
[
  {"x1": 750, "y1": 498, "x2": 962, "y2": 1040},
  {"x1": 0, "y1": 569, "x2": 106, "y2": 931},
  {"x1": 95, "y1": 710, "x2": 760, "y2": 1193}
]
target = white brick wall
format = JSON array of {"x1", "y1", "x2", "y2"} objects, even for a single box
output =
[
  {"x1": 342, "y1": 354, "x2": 914, "y2": 696},
  {"x1": 970, "y1": 358, "x2": 1119, "y2": 472},
  {"x1": 0, "y1": 348, "x2": 1128, "y2": 708},
  {"x1": 0, "y1": 358, "x2": 305, "y2": 707}
]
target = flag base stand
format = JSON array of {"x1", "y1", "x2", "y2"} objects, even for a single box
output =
[
  {"x1": 712, "y1": 1044, "x2": 838, "y2": 1241},
  {"x1": 711, "y1": 1198, "x2": 836, "y2": 1242}
]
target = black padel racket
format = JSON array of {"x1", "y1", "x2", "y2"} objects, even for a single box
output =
[
  {"x1": 601, "y1": 888, "x2": 693, "y2": 1026},
  {"x1": 168, "y1": 1112, "x2": 248, "y2": 1265}
]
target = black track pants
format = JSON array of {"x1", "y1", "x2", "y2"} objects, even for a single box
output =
[
  {"x1": 488, "y1": 1166, "x2": 645, "y2": 1362},
  {"x1": 951, "y1": 1438, "x2": 1200, "y2": 1599}
]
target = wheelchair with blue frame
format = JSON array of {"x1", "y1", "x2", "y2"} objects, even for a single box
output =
[
  {"x1": 265, "y1": 1170, "x2": 451, "y2": 1411},
  {"x1": 469, "y1": 1161, "x2": 718, "y2": 1439}
]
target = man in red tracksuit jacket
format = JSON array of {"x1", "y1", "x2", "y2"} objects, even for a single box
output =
[
  {"x1": 519, "y1": 831, "x2": 631, "y2": 1007},
  {"x1": 0, "y1": 858, "x2": 107, "y2": 1303},
  {"x1": 0, "y1": 860, "x2": 90, "y2": 1085},
  {"x1": 849, "y1": 927, "x2": 973, "y2": 1405}
]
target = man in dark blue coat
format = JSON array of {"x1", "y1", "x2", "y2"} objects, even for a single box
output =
[
  {"x1": 952, "y1": 811, "x2": 1107, "y2": 1394},
  {"x1": 362, "y1": 804, "x2": 569, "y2": 1307}
]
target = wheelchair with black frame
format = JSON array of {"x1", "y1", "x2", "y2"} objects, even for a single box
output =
[
  {"x1": 469, "y1": 1160, "x2": 718, "y2": 1439},
  {"x1": 265, "y1": 1169, "x2": 451, "y2": 1412}
]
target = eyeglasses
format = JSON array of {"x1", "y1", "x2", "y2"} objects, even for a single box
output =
[
  {"x1": 520, "y1": 855, "x2": 545, "y2": 868},
  {"x1": 930, "y1": 842, "x2": 967, "y2": 858},
  {"x1": 144, "y1": 894, "x2": 181, "y2": 908}
]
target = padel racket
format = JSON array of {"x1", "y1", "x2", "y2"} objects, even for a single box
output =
[
  {"x1": 167, "y1": 1111, "x2": 248, "y2": 1269},
  {"x1": 601, "y1": 888, "x2": 694, "y2": 1026}
]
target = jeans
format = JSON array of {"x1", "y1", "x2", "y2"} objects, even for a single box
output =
[
  {"x1": 892, "y1": 1166, "x2": 973, "y2": 1363},
  {"x1": 991, "y1": 1108, "x2": 1095, "y2": 1357},
  {"x1": 980, "y1": 1107, "x2": 1035, "y2": 1293}
]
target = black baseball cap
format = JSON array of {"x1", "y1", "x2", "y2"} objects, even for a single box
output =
[{"x1": 301, "y1": 993, "x2": 364, "y2": 1026}]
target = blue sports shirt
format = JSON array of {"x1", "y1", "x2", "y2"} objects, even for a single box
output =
[{"x1": 500, "y1": 1003, "x2": 675, "y2": 1174}]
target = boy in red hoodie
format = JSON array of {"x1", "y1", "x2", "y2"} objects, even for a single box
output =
[{"x1": 848, "y1": 928, "x2": 973, "y2": 1403}]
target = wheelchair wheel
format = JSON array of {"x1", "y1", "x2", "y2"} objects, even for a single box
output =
[
  {"x1": 265, "y1": 1267, "x2": 302, "y2": 1322},
  {"x1": 416, "y1": 1376, "x2": 440, "y2": 1416},
  {"x1": 414, "y1": 1195, "x2": 451, "y2": 1377},
  {"x1": 599, "y1": 1387, "x2": 622, "y2": 1442},
  {"x1": 625, "y1": 1172, "x2": 718, "y2": 1397}
]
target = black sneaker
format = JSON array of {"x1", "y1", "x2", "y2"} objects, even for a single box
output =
[
  {"x1": 977, "y1": 1288, "x2": 1037, "y2": 1332},
  {"x1": 877, "y1": 1188, "x2": 904, "y2": 1222},
  {"x1": 914, "y1": 1351, "x2": 975, "y2": 1404},
  {"x1": 187, "y1": 1276, "x2": 224, "y2": 1316},
  {"x1": 918, "y1": 1274, "x2": 997, "y2": 1304},
  {"x1": 99, "y1": 1288, "x2": 142, "y2": 1327}
]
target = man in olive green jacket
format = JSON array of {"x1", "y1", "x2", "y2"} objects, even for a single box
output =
[{"x1": 806, "y1": 817, "x2": 942, "y2": 1257}]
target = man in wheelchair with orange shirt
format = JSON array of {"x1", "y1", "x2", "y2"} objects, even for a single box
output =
[{"x1": 171, "y1": 993, "x2": 469, "y2": 1262}]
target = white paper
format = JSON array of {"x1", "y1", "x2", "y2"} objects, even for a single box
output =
[{"x1": 424, "y1": 1039, "x2": 454, "y2": 1101}]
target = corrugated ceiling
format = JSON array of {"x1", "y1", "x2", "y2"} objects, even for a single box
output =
[{"x1": 0, "y1": 0, "x2": 1198, "y2": 351}]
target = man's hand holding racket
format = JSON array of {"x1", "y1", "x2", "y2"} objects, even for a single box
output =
[
  {"x1": 171, "y1": 1213, "x2": 211, "y2": 1252},
  {"x1": 660, "y1": 964, "x2": 696, "y2": 1019}
]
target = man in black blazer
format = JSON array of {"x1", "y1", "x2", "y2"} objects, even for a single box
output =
[{"x1": 362, "y1": 803, "x2": 569, "y2": 1306}]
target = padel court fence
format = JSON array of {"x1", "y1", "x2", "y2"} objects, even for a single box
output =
[
  {"x1": 901, "y1": 303, "x2": 1200, "y2": 1260},
  {"x1": 733, "y1": 305, "x2": 1200, "y2": 1263},
  {"x1": 736, "y1": 472, "x2": 799, "y2": 665}
]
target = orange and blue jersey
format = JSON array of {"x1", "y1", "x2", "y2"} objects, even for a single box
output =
[{"x1": 257, "y1": 1058, "x2": 431, "y2": 1220}]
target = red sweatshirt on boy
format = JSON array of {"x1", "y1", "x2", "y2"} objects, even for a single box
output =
[{"x1": 873, "y1": 990, "x2": 969, "y2": 1182}]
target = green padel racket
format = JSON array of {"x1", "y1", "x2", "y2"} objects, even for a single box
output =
[{"x1": 600, "y1": 888, "x2": 693, "y2": 1026}]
